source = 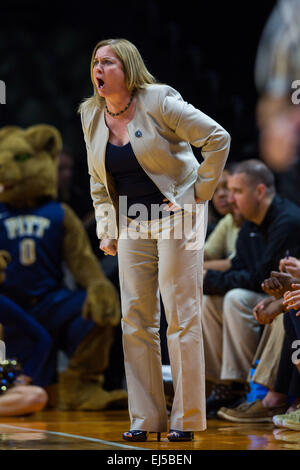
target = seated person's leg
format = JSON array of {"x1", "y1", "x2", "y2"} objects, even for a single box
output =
[
  {"x1": 0, "y1": 385, "x2": 47, "y2": 416},
  {"x1": 252, "y1": 314, "x2": 285, "y2": 390},
  {"x1": 203, "y1": 292, "x2": 248, "y2": 417},
  {"x1": 284, "y1": 309, "x2": 300, "y2": 374},
  {"x1": 221, "y1": 288, "x2": 267, "y2": 383},
  {"x1": 0, "y1": 295, "x2": 55, "y2": 387},
  {"x1": 218, "y1": 311, "x2": 299, "y2": 422},
  {"x1": 285, "y1": 366, "x2": 300, "y2": 411},
  {"x1": 206, "y1": 289, "x2": 267, "y2": 417},
  {"x1": 201, "y1": 294, "x2": 224, "y2": 383}
]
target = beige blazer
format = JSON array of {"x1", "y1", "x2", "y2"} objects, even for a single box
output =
[{"x1": 81, "y1": 84, "x2": 231, "y2": 239}]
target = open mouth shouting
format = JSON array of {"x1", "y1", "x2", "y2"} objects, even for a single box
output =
[{"x1": 97, "y1": 78, "x2": 105, "y2": 90}]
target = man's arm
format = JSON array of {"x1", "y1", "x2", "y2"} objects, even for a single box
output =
[{"x1": 203, "y1": 223, "x2": 264, "y2": 295}]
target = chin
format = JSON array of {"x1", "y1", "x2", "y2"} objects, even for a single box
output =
[
  {"x1": 97, "y1": 86, "x2": 107, "y2": 97},
  {"x1": 233, "y1": 207, "x2": 242, "y2": 216},
  {"x1": 218, "y1": 207, "x2": 230, "y2": 216}
]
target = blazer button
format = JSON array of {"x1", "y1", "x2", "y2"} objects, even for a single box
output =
[{"x1": 135, "y1": 130, "x2": 142, "y2": 138}]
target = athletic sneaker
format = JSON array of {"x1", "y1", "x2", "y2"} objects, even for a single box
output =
[
  {"x1": 273, "y1": 408, "x2": 300, "y2": 427},
  {"x1": 278, "y1": 409, "x2": 300, "y2": 431}
]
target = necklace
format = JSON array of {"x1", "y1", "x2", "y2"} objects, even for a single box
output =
[{"x1": 105, "y1": 90, "x2": 135, "y2": 117}]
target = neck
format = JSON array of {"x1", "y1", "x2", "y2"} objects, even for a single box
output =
[
  {"x1": 105, "y1": 90, "x2": 132, "y2": 115},
  {"x1": 233, "y1": 212, "x2": 244, "y2": 227},
  {"x1": 251, "y1": 194, "x2": 274, "y2": 225}
]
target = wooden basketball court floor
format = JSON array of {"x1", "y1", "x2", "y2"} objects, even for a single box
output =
[{"x1": 0, "y1": 409, "x2": 300, "y2": 451}]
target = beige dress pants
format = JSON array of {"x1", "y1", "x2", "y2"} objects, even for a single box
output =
[{"x1": 117, "y1": 205, "x2": 207, "y2": 432}]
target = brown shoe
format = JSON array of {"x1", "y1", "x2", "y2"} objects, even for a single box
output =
[{"x1": 217, "y1": 399, "x2": 288, "y2": 423}]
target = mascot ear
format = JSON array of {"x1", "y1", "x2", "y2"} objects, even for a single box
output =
[
  {"x1": 0, "y1": 126, "x2": 23, "y2": 143},
  {"x1": 24, "y1": 124, "x2": 62, "y2": 159}
]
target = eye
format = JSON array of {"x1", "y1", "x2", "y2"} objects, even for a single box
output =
[{"x1": 14, "y1": 153, "x2": 32, "y2": 162}]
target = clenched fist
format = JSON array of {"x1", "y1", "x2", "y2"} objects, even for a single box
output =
[{"x1": 100, "y1": 238, "x2": 118, "y2": 256}]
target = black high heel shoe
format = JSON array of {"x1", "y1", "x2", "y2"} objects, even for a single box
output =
[
  {"x1": 167, "y1": 430, "x2": 194, "y2": 441},
  {"x1": 122, "y1": 430, "x2": 161, "y2": 442}
]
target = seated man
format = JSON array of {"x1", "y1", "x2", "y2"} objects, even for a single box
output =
[{"x1": 202, "y1": 159, "x2": 300, "y2": 416}]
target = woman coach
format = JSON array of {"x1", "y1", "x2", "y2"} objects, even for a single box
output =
[{"x1": 79, "y1": 38, "x2": 230, "y2": 441}]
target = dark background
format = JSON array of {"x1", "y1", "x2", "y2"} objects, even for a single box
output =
[{"x1": 0, "y1": 0, "x2": 276, "y2": 196}]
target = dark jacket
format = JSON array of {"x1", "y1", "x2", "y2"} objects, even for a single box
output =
[{"x1": 203, "y1": 195, "x2": 300, "y2": 295}]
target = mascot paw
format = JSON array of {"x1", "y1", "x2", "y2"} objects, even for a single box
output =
[
  {"x1": 82, "y1": 280, "x2": 120, "y2": 326},
  {"x1": 58, "y1": 369, "x2": 128, "y2": 411}
]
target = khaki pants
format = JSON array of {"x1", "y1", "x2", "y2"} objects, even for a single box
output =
[
  {"x1": 202, "y1": 289, "x2": 267, "y2": 383},
  {"x1": 251, "y1": 315, "x2": 285, "y2": 389},
  {"x1": 117, "y1": 205, "x2": 207, "y2": 431}
]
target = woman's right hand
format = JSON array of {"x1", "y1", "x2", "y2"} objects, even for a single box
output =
[{"x1": 100, "y1": 238, "x2": 118, "y2": 256}]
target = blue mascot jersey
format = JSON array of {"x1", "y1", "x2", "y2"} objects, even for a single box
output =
[{"x1": 0, "y1": 200, "x2": 64, "y2": 301}]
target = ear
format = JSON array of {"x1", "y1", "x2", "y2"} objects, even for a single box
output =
[
  {"x1": 24, "y1": 124, "x2": 62, "y2": 159},
  {"x1": 256, "y1": 183, "x2": 267, "y2": 200},
  {"x1": 0, "y1": 126, "x2": 23, "y2": 143}
]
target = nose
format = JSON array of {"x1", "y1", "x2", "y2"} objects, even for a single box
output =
[
  {"x1": 227, "y1": 191, "x2": 235, "y2": 204},
  {"x1": 95, "y1": 62, "x2": 104, "y2": 73}
]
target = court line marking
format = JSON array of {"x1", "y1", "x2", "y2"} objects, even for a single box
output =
[{"x1": 0, "y1": 423, "x2": 151, "y2": 450}]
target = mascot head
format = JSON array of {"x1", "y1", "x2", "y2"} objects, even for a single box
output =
[{"x1": 0, "y1": 125, "x2": 62, "y2": 208}]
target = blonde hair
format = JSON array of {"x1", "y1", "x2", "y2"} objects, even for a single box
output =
[{"x1": 78, "y1": 38, "x2": 156, "y2": 114}]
